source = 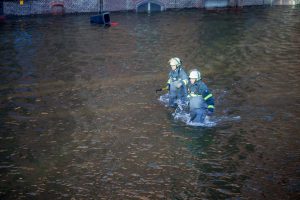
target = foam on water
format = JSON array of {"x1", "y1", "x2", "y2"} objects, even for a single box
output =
[
  {"x1": 158, "y1": 93, "x2": 169, "y2": 106},
  {"x1": 159, "y1": 94, "x2": 240, "y2": 127}
]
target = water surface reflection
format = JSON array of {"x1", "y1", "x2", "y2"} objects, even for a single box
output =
[{"x1": 0, "y1": 6, "x2": 299, "y2": 199}]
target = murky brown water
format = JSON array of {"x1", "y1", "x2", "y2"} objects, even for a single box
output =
[{"x1": 1, "y1": 6, "x2": 300, "y2": 199}]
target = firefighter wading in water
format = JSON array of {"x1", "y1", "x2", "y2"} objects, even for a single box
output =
[
  {"x1": 166, "y1": 57, "x2": 189, "y2": 108},
  {"x1": 187, "y1": 69, "x2": 215, "y2": 123}
]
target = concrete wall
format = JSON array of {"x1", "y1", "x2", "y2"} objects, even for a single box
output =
[
  {"x1": 272, "y1": 0, "x2": 299, "y2": 5},
  {"x1": 241, "y1": 0, "x2": 298, "y2": 6},
  {"x1": 3, "y1": 0, "x2": 299, "y2": 16},
  {"x1": 3, "y1": 0, "x2": 99, "y2": 15}
]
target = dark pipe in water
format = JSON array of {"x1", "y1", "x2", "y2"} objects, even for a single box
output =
[
  {"x1": 90, "y1": 0, "x2": 110, "y2": 25},
  {"x1": 90, "y1": 12, "x2": 110, "y2": 25}
]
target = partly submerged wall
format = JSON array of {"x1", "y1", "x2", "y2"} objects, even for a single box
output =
[
  {"x1": 2, "y1": 0, "x2": 300, "y2": 16},
  {"x1": 3, "y1": 0, "x2": 99, "y2": 15}
]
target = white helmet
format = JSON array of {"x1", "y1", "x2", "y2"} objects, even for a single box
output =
[
  {"x1": 168, "y1": 57, "x2": 181, "y2": 67},
  {"x1": 189, "y1": 70, "x2": 201, "y2": 80}
]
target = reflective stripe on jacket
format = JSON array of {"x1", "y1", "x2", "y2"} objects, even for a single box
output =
[{"x1": 187, "y1": 80, "x2": 215, "y2": 112}]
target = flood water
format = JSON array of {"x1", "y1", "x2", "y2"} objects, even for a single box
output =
[{"x1": 1, "y1": 6, "x2": 300, "y2": 199}]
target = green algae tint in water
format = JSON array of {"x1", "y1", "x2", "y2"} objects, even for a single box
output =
[{"x1": 0, "y1": 6, "x2": 300, "y2": 199}]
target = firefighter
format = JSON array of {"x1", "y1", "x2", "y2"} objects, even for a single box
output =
[{"x1": 187, "y1": 69, "x2": 215, "y2": 123}]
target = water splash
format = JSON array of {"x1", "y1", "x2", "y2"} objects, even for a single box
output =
[
  {"x1": 158, "y1": 93, "x2": 169, "y2": 106},
  {"x1": 159, "y1": 94, "x2": 240, "y2": 127},
  {"x1": 173, "y1": 103, "x2": 217, "y2": 127}
]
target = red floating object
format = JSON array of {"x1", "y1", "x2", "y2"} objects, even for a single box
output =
[{"x1": 110, "y1": 22, "x2": 119, "y2": 26}]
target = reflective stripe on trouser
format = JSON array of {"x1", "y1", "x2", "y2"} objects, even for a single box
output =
[
  {"x1": 189, "y1": 96, "x2": 204, "y2": 111},
  {"x1": 190, "y1": 108, "x2": 207, "y2": 123},
  {"x1": 169, "y1": 81, "x2": 187, "y2": 107}
]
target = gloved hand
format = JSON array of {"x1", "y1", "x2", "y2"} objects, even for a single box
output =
[
  {"x1": 175, "y1": 81, "x2": 182, "y2": 89},
  {"x1": 207, "y1": 108, "x2": 214, "y2": 116}
]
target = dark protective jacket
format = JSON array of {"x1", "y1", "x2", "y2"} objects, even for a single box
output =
[
  {"x1": 187, "y1": 80, "x2": 215, "y2": 113},
  {"x1": 167, "y1": 66, "x2": 188, "y2": 87},
  {"x1": 166, "y1": 66, "x2": 189, "y2": 107}
]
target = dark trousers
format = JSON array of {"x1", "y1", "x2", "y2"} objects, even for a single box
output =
[
  {"x1": 190, "y1": 108, "x2": 207, "y2": 123},
  {"x1": 169, "y1": 85, "x2": 187, "y2": 107}
]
